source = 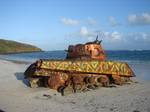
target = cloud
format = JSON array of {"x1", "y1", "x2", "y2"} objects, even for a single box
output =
[
  {"x1": 68, "y1": 27, "x2": 150, "y2": 44},
  {"x1": 109, "y1": 32, "x2": 122, "y2": 41},
  {"x1": 141, "y1": 33, "x2": 149, "y2": 41},
  {"x1": 128, "y1": 32, "x2": 150, "y2": 42},
  {"x1": 103, "y1": 31, "x2": 123, "y2": 42},
  {"x1": 108, "y1": 16, "x2": 120, "y2": 26},
  {"x1": 65, "y1": 26, "x2": 150, "y2": 50},
  {"x1": 128, "y1": 13, "x2": 150, "y2": 25},
  {"x1": 61, "y1": 17, "x2": 79, "y2": 26},
  {"x1": 65, "y1": 27, "x2": 96, "y2": 40},
  {"x1": 79, "y1": 27, "x2": 97, "y2": 40},
  {"x1": 86, "y1": 17, "x2": 97, "y2": 26},
  {"x1": 80, "y1": 27, "x2": 89, "y2": 37},
  {"x1": 123, "y1": 32, "x2": 150, "y2": 49},
  {"x1": 103, "y1": 32, "x2": 150, "y2": 49},
  {"x1": 79, "y1": 27, "x2": 123, "y2": 42}
]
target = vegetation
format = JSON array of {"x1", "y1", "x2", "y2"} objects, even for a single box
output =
[{"x1": 0, "y1": 39, "x2": 42, "y2": 54}]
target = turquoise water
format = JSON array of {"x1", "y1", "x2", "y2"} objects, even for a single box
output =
[
  {"x1": 0, "y1": 50, "x2": 150, "y2": 80},
  {"x1": 0, "y1": 50, "x2": 150, "y2": 62}
]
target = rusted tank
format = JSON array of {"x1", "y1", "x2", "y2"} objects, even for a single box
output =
[{"x1": 24, "y1": 36, "x2": 135, "y2": 95}]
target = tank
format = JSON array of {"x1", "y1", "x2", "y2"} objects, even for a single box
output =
[{"x1": 24, "y1": 36, "x2": 135, "y2": 95}]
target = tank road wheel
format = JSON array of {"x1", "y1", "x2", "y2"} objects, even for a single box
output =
[
  {"x1": 98, "y1": 75, "x2": 109, "y2": 87},
  {"x1": 47, "y1": 74, "x2": 66, "y2": 90},
  {"x1": 84, "y1": 76, "x2": 98, "y2": 89},
  {"x1": 84, "y1": 75, "x2": 109, "y2": 89},
  {"x1": 58, "y1": 75, "x2": 87, "y2": 95},
  {"x1": 72, "y1": 76, "x2": 86, "y2": 93},
  {"x1": 85, "y1": 76, "x2": 101, "y2": 89},
  {"x1": 112, "y1": 75, "x2": 123, "y2": 85},
  {"x1": 48, "y1": 77, "x2": 61, "y2": 90}
]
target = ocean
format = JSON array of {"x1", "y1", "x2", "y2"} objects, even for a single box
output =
[{"x1": 0, "y1": 50, "x2": 150, "y2": 80}]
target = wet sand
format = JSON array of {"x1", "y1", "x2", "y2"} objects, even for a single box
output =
[{"x1": 0, "y1": 59, "x2": 150, "y2": 112}]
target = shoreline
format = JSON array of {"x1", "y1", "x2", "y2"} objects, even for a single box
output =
[
  {"x1": 0, "y1": 50, "x2": 44, "y2": 55},
  {"x1": 0, "y1": 58, "x2": 32, "y2": 64}
]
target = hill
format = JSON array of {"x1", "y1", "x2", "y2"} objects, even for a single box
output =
[{"x1": 0, "y1": 39, "x2": 42, "y2": 54}]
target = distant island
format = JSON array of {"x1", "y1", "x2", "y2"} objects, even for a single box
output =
[{"x1": 0, "y1": 39, "x2": 42, "y2": 54}]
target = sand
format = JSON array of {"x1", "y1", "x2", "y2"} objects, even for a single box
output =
[{"x1": 0, "y1": 59, "x2": 150, "y2": 112}]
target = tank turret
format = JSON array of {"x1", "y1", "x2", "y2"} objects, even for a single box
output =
[{"x1": 66, "y1": 36, "x2": 106, "y2": 60}]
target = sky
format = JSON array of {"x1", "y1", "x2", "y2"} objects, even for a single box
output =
[{"x1": 0, "y1": 0, "x2": 150, "y2": 50}]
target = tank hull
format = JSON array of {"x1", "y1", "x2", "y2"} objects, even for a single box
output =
[
  {"x1": 25, "y1": 59, "x2": 135, "y2": 95},
  {"x1": 27, "y1": 59, "x2": 134, "y2": 76}
]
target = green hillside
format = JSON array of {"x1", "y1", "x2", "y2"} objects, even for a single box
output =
[{"x1": 0, "y1": 39, "x2": 42, "y2": 54}]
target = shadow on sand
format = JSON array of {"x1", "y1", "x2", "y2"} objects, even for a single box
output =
[
  {"x1": 14, "y1": 72, "x2": 29, "y2": 87},
  {"x1": 0, "y1": 109, "x2": 5, "y2": 112}
]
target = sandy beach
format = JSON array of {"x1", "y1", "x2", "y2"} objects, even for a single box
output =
[{"x1": 0, "y1": 59, "x2": 150, "y2": 112}]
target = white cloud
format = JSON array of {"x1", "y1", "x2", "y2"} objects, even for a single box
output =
[
  {"x1": 103, "y1": 31, "x2": 123, "y2": 42},
  {"x1": 111, "y1": 32, "x2": 122, "y2": 40},
  {"x1": 61, "y1": 17, "x2": 79, "y2": 26},
  {"x1": 80, "y1": 27, "x2": 88, "y2": 37},
  {"x1": 86, "y1": 17, "x2": 97, "y2": 25},
  {"x1": 128, "y1": 13, "x2": 150, "y2": 25},
  {"x1": 108, "y1": 16, "x2": 120, "y2": 26},
  {"x1": 68, "y1": 29, "x2": 150, "y2": 44},
  {"x1": 65, "y1": 26, "x2": 150, "y2": 50},
  {"x1": 141, "y1": 33, "x2": 149, "y2": 40},
  {"x1": 79, "y1": 27, "x2": 123, "y2": 43},
  {"x1": 79, "y1": 27, "x2": 97, "y2": 40},
  {"x1": 133, "y1": 32, "x2": 150, "y2": 41},
  {"x1": 103, "y1": 32, "x2": 150, "y2": 49}
]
